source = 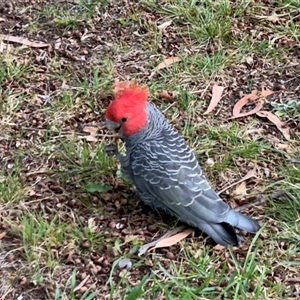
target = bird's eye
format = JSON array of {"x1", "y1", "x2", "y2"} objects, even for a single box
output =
[{"x1": 121, "y1": 117, "x2": 128, "y2": 123}]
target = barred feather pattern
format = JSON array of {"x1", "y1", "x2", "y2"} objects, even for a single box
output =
[{"x1": 118, "y1": 102, "x2": 260, "y2": 246}]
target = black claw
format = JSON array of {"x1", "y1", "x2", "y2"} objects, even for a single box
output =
[{"x1": 105, "y1": 143, "x2": 118, "y2": 157}]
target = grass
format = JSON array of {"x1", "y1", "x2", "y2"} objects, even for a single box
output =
[
  {"x1": 0, "y1": 172, "x2": 25, "y2": 203},
  {"x1": 0, "y1": 0, "x2": 299, "y2": 299},
  {"x1": 53, "y1": 269, "x2": 101, "y2": 300}
]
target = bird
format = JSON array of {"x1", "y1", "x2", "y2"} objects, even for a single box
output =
[{"x1": 104, "y1": 81, "x2": 260, "y2": 246}]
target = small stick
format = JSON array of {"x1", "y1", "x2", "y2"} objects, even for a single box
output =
[{"x1": 234, "y1": 191, "x2": 286, "y2": 212}]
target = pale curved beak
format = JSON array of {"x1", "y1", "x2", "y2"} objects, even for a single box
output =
[{"x1": 105, "y1": 118, "x2": 121, "y2": 131}]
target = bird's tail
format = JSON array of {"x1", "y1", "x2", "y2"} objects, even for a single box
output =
[
  {"x1": 197, "y1": 222, "x2": 241, "y2": 246},
  {"x1": 227, "y1": 210, "x2": 260, "y2": 233}
]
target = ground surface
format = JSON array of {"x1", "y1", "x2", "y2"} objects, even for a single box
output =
[{"x1": 0, "y1": 0, "x2": 300, "y2": 299}]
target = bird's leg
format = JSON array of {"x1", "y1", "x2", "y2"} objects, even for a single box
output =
[
  {"x1": 104, "y1": 143, "x2": 127, "y2": 165},
  {"x1": 104, "y1": 143, "x2": 119, "y2": 157},
  {"x1": 105, "y1": 143, "x2": 133, "y2": 180}
]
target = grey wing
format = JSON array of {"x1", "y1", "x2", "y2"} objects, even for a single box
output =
[{"x1": 131, "y1": 131, "x2": 231, "y2": 227}]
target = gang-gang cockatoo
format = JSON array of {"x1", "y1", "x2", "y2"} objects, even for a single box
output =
[{"x1": 105, "y1": 81, "x2": 260, "y2": 246}]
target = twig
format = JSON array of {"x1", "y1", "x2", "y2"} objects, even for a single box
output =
[
  {"x1": 26, "y1": 170, "x2": 55, "y2": 176},
  {"x1": 218, "y1": 168, "x2": 256, "y2": 195},
  {"x1": 0, "y1": 287, "x2": 13, "y2": 300},
  {"x1": 234, "y1": 197, "x2": 268, "y2": 212},
  {"x1": 74, "y1": 274, "x2": 90, "y2": 292},
  {"x1": 234, "y1": 191, "x2": 286, "y2": 212}
]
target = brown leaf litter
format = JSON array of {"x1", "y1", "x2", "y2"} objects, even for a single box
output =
[{"x1": 203, "y1": 84, "x2": 225, "y2": 115}]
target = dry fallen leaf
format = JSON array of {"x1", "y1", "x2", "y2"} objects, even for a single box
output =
[
  {"x1": 218, "y1": 168, "x2": 256, "y2": 195},
  {"x1": 255, "y1": 12, "x2": 280, "y2": 23},
  {"x1": 0, "y1": 232, "x2": 7, "y2": 239},
  {"x1": 232, "y1": 87, "x2": 274, "y2": 119},
  {"x1": 154, "y1": 90, "x2": 177, "y2": 101},
  {"x1": 261, "y1": 86, "x2": 275, "y2": 97},
  {"x1": 61, "y1": 79, "x2": 70, "y2": 90},
  {"x1": 83, "y1": 126, "x2": 98, "y2": 134},
  {"x1": 138, "y1": 225, "x2": 187, "y2": 256},
  {"x1": 84, "y1": 136, "x2": 98, "y2": 142},
  {"x1": 232, "y1": 90, "x2": 260, "y2": 118},
  {"x1": 155, "y1": 57, "x2": 181, "y2": 71},
  {"x1": 214, "y1": 244, "x2": 226, "y2": 251},
  {"x1": 205, "y1": 157, "x2": 215, "y2": 166},
  {"x1": 245, "y1": 56, "x2": 254, "y2": 65},
  {"x1": 286, "y1": 277, "x2": 300, "y2": 283},
  {"x1": 149, "y1": 228, "x2": 194, "y2": 251},
  {"x1": 150, "y1": 56, "x2": 181, "y2": 78},
  {"x1": 88, "y1": 218, "x2": 97, "y2": 233},
  {"x1": 0, "y1": 34, "x2": 49, "y2": 48},
  {"x1": 246, "y1": 128, "x2": 264, "y2": 135},
  {"x1": 233, "y1": 181, "x2": 247, "y2": 196},
  {"x1": 204, "y1": 84, "x2": 225, "y2": 115},
  {"x1": 256, "y1": 110, "x2": 291, "y2": 141},
  {"x1": 82, "y1": 126, "x2": 98, "y2": 142},
  {"x1": 274, "y1": 143, "x2": 294, "y2": 153},
  {"x1": 157, "y1": 20, "x2": 172, "y2": 30},
  {"x1": 240, "y1": 168, "x2": 257, "y2": 181}
]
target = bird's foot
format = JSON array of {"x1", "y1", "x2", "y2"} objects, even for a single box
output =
[{"x1": 104, "y1": 143, "x2": 118, "y2": 157}]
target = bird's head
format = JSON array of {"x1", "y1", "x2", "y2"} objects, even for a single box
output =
[{"x1": 105, "y1": 81, "x2": 149, "y2": 136}]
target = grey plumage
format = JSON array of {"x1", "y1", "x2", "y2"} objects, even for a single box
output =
[{"x1": 107, "y1": 102, "x2": 260, "y2": 246}]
